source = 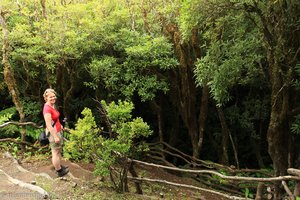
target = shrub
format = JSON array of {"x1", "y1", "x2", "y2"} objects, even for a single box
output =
[{"x1": 64, "y1": 100, "x2": 152, "y2": 192}]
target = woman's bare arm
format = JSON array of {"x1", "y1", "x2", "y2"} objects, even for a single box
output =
[{"x1": 44, "y1": 113, "x2": 59, "y2": 143}]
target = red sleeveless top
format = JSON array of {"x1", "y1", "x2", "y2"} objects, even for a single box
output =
[{"x1": 43, "y1": 104, "x2": 62, "y2": 132}]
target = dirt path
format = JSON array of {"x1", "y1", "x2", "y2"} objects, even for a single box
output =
[
  {"x1": 0, "y1": 151, "x2": 246, "y2": 200},
  {"x1": 0, "y1": 152, "x2": 96, "y2": 200},
  {"x1": 0, "y1": 153, "x2": 48, "y2": 200},
  {"x1": 0, "y1": 170, "x2": 42, "y2": 200}
]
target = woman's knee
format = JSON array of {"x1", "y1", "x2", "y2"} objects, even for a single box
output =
[{"x1": 52, "y1": 148, "x2": 61, "y2": 156}]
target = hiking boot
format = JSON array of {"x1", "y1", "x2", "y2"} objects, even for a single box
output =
[{"x1": 57, "y1": 167, "x2": 69, "y2": 177}]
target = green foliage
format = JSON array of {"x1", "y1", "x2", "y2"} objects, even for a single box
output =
[
  {"x1": 1, "y1": 0, "x2": 299, "y2": 185},
  {"x1": 0, "y1": 107, "x2": 20, "y2": 138},
  {"x1": 20, "y1": 97, "x2": 44, "y2": 140},
  {"x1": 0, "y1": 107, "x2": 16, "y2": 124},
  {"x1": 64, "y1": 100, "x2": 152, "y2": 192},
  {"x1": 293, "y1": 64, "x2": 300, "y2": 90},
  {"x1": 64, "y1": 108, "x2": 100, "y2": 161},
  {"x1": 179, "y1": 0, "x2": 211, "y2": 41},
  {"x1": 22, "y1": 97, "x2": 43, "y2": 122},
  {"x1": 95, "y1": 100, "x2": 152, "y2": 177},
  {"x1": 226, "y1": 98, "x2": 268, "y2": 140},
  {"x1": 194, "y1": 22, "x2": 263, "y2": 104},
  {"x1": 292, "y1": 64, "x2": 300, "y2": 135},
  {"x1": 242, "y1": 188, "x2": 254, "y2": 199},
  {"x1": 291, "y1": 115, "x2": 300, "y2": 135},
  {"x1": 87, "y1": 29, "x2": 177, "y2": 101},
  {"x1": 185, "y1": 1, "x2": 264, "y2": 105},
  {"x1": 0, "y1": 105, "x2": 41, "y2": 140},
  {"x1": 103, "y1": 100, "x2": 134, "y2": 123}
]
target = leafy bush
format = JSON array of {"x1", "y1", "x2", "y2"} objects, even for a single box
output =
[
  {"x1": 0, "y1": 107, "x2": 16, "y2": 124},
  {"x1": 64, "y1": 107, "x2": 100, "y2": 161},
  {"x1": 64, "y1": 100, "x2": 152, "y2": 192},
  {"x1": 0, "y1": 99, "x2": 43, "y2": 140},
  {"x1": 0, "y1": 107, "x2": 19, "y2": 138}
]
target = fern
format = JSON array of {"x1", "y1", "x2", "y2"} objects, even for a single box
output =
[
  {"x1": 0, "y1": 107, "x2": 16, "y2": 124},
  {"x1": 291, "y1": 115, "x2": 300, "y2": 135}
]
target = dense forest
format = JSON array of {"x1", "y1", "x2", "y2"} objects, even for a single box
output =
[{"x1": 0, "y1": 0, "x2": 300, "y2": 199}]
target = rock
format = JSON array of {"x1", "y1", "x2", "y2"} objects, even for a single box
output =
[
  {"x1": 59, "y1": 177, "x2": 68, "y2": 181},
  {"x1": 159, "y1": 192, "x2": 164, "y2": 198}
]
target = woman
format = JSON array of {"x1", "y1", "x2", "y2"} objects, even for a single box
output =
[{"x1": 43, "y1": 88, "x2": 69, "y2": 177}]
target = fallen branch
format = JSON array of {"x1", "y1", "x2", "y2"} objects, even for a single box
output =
[
  {"x1": 255, "y1": 182, "x2": 265, "y2": 200},
  {"x1": 146, "y1": 153, "x2": 177, "y2": 167},
  {"x1": 287, "y1": 168, "x2": 300, "y2": 177},
  {"x1": 128, "y1": 176, "x2": 251, "y2": 200},
  {"x1": 282, "y1": 180, "x2": 295, "y2": 200},
  {"x1": 148, "y1": 146, "x2": 192, "y2": 166},
  {"x1": 131, "y1": 159, "x2": 300, "y2": 182},
  {"x1": 194, "y1": 174, "x2": 246, "y2": 196},
  {"x1": 293, "y1": 182, "x2": 300, "y2": 197},
  {"x1": 149, "y1": 142, "x2": 218, "y2": 169},
  {"x1": 0, "y1": 138, "x2": 45, "y2": 149},
  {"x1": 149, "y1": 142, "x2": 272, "y2": 176},
  {"x1": 0, "y1": 121, "x2": 43, "y2": 128}
]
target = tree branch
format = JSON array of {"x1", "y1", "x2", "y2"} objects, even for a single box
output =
[
  {"x1": 0, "y1": 138, "x2": 45, "y2": 149},
  {"x1": 0, "y1": 121, "x2": 43, "y2": 129},
  {"x1": 282, "y1": 180, "x2": 295, "y2": 200},
  {"x1": 93, "y1": 98, "x2": 114, "y2": 138},
  {"x1": 149, "y1": 141, "x2": 272, "y2": 176},
  {"x1": 128, "y1": 176, "x2": 251, "y2": 200},
  {"x1": 290, "y1": 46, "x2": 300, "y2": 65},
  {"x1": 287, "y1": 168, "x2": 300, "y2": 177},
  {"x1": 131, "y1": 159, "x2": 300, "y2": 182}
]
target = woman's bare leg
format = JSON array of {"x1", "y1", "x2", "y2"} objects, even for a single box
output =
[{"x1": 51, "y1": 148, "x2": 62, "y2": 170}]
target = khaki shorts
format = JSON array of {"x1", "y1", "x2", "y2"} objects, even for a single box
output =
[{"x1": 48, "y1": 131, "x2": 63, "y2": 149}]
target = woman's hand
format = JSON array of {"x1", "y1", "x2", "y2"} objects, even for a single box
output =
[{"x1": 54, "y1": 136, "x2": 60, "y2": 144}]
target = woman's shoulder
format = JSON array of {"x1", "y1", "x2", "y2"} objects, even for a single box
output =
[
  {"x1": 43, "y1": 104, "x2": 55, "y2": 113},
  {"x1": 43, "y1": 103, "x2": 50, "y2": 109}
]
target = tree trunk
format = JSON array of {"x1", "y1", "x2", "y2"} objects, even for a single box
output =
[
  {"x1": 252, "y1": 1, "x2": 299, "y2": 198},
  {"x1": 0, "y1": 10, "x2": 26, "y2": 142},
  {"x1": 168, "y1": 108, "x2": 180, "y2": 148},
  {"x1": 256, "y1": 108, "x2": 266, "y2": 169},
  {"x1": 252, "y1": 138, "x2": 265, "y2": 169},
  {"x1": 266, "y1": 50, "x2": 290, "y2": 176},
  {"x1": 266, "y1": 57, "x2": 290, "y2": 199},
  {"x1": 150, "y1": 100, "x2": 164, "y2": 144},
  {"x1": 216, "y1": 106, "x2": 230, "y2": 166},
  {"x1": 197, "y1": 84, "x2": 209, "y2": 157},
  {"x1": 61, "y1": 65, "x2": 77, "y2": 122},
  {"x1": 164, "y1": 24, "x2": 207, "y2": 159},
  {"x1": 150, "y1": 100, "x2": 165, "y2": 159},
  {"x1": 128, "y1": 162, "x2": 143, "y2": 194}
]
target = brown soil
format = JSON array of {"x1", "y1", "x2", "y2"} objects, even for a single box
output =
[{"x1": 0, "y1": 151, "x2": 234, "y2": 200}]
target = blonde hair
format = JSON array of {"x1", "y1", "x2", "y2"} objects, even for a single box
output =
[{"x1": 43, "y1": 88, "x2": 57, "y2": 102}]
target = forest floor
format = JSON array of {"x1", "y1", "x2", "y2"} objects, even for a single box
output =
[{"x1": 0, "y1": 150, "x2": 240, "y2": 200}]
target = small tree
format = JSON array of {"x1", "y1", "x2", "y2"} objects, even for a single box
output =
[
  {"x1": 64, "y1": 100, "x2": 152, "y2": 192},
  {"x1": 64, "y1": 107, "x2": 100, "y2": 161}
]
